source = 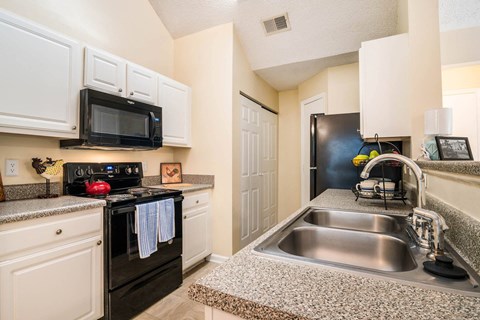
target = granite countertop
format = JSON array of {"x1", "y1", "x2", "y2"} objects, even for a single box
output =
[
  {"x1": 149, "y1": 183, "x2": 213, "y2": 193},
  {"x1": 189, "y1": 189, "x2": 480, "y2": 320},
  {"x1": 0, "y1": 196, "x2": 106, "y2": 225}
]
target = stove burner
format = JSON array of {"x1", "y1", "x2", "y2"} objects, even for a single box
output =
[
  {"x1": 128, "y1": 187, "x2": 150, "y2": 195},
  {"x1": 105, "y1": 194, "x2": 136, "y2": 202}
]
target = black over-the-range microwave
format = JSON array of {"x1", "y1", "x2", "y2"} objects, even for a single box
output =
[{"x1": 60, "y1": 89, "x2": 162, "y2": 150}]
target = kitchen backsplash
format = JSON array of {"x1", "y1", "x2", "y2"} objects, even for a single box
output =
[{"x1": 2, "y1": 174, "x2": 214, "y2": 201}]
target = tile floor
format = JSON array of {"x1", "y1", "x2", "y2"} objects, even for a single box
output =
[{"x1": 133, "y1": 261, "x2": 218, "y2": 320}]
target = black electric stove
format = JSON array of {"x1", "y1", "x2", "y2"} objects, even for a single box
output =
[{"x1": 63, "y1": 162, "x2": 183, "y2": 320}]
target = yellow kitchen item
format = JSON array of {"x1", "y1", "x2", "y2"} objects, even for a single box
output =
[
  {"x1": 352, "y1": 154, "x2": 369, "y2": 166},
  {"x1": 369, "y1": 150, "x2": 380, "y2": 159}
]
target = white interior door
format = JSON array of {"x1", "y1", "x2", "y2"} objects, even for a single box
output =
[
  {"x1": 261, "y1": 110, "x2": 278, "y2": 232},
  {"x1": 240, "y1": 96, "x2": 262, "y2": 249},
  {"x1": 300, "y1": 94, "x2": 326, "y2": 205},
  {"x1": 443, "y1": 89, "x2": 480, "y2": 160}
]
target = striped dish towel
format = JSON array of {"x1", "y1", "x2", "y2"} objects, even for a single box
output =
[
  {"x1": 158, "y1": 198, "x2": 175, "y2": 242},
  {"x1": 135, "y1": 202, "x2": 159, "y2": 259}
]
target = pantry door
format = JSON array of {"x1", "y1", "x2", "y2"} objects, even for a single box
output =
[{"x1": 240, "y1": 96, "x2": 278, "y2": 249}]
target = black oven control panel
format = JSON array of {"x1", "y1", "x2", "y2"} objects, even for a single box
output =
[{"x1": 63, "y1": 162, "x2": 143, "y2": 195}]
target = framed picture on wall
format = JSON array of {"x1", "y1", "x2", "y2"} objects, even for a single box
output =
[
  {"x1": 435, "y1": 136, "x2": 474, "y2": 161},
  {"x1": 160, "y1": 163, "x2": 182, "y2": 184}
]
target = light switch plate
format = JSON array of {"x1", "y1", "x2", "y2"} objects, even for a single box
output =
[
  {"x1": 5, "y1": 159, "x2": 19, "y2": 176},
  {"x1": 142, "y1": 161, "x2": 148, "y2": 172}
]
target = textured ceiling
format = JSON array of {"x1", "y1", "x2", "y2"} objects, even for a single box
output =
[
  {"x1": 439, "y1": 0, "x2": 480, "y2": 32},
  {"x1": 150, "y1": 1, "x2": 479, "y2": 91},
  {"x1": 149, "y1": 0, "x2": 399, "y2": 90}
]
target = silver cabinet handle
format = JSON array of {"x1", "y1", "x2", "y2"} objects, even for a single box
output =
[
  {"x1": 130, "y1": 92, "x2": 134, "y2": 96},
  {"x1": 71, "y1": 125, "x2": 77, "y2": 130},
  {"x1": 118, "y1": 88, "x2": 123, "y2": 93},
  {"x1": 56, "y1": 229, "x2": 62, "y2": 235}
]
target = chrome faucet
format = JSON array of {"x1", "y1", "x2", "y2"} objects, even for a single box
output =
[
  {"x1": 360, "y1": 153, "x2": 426, "y2": 208},
  {"x1": 360, "y1": 154, "x2": 448, "y2": 259}
]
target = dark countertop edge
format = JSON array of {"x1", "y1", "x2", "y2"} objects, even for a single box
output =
[
  {"x1": 416, "y1": 160, "x2": 480, "y2": 176},
  {"x1": 0, "y1": 199, "x2": 106, "y2": 225}
]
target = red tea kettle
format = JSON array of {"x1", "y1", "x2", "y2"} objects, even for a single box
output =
[{"x1": 85, "y1": 173, "x2": 111, "y2": 196}]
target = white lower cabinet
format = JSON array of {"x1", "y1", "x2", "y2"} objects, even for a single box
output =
[
  {"x1": 183, "y1": 191, "x2": 211, "y2": 271},
  {"x1": 0, "y1": 209, "x2": 103, "y2": 320}
]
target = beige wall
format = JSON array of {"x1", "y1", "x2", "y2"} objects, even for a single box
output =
[
  {"x1": 407, "y1": 0, "x2": 443, "y2": 159},
  {"x1": 298, "y1": 69, "x2": 328, "y2": 104},
  {"x1": 327, "y1": 63, "x2": 360, "y2": 114},
  {"x1": 441, "y1": 27, "x2": 480, "y2": 66},
  {"x1": 0, "y1": 0, "x2": 175, "y2": 185},
  {"x1": 174, "y1": 23, "x2": 234, "y2": 257},
  {"x1": 0, "y1": 133, "x2": 174, "y2": 185},
  {"x1": 277, "y1": 90, "x2": 301, "y2": 222},
  {"x1": 298, "y1": 63, "x2": 359, "y2": 115},
  {"x1": 0, "y1": 0, "x2": 173, "y2": 76},
  {"x1": 442, "y1": 65, "x2": 480, "y2": 91}
]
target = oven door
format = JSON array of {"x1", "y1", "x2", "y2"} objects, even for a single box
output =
[
  {"x1": 108, "y1": 196, "x2": 182, "y2": 289},
  {"x1": 81, "y1": 89, "x2": 162, "y2": 149}
]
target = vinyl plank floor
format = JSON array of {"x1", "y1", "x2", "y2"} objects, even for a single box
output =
[{"x1": 133, "y1": 261, "x2": 219, "y2": 320}]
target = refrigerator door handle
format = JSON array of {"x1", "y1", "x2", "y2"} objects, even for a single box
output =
[{"x1": 310, "y1": 167, "x2": 317, "y2": 170}]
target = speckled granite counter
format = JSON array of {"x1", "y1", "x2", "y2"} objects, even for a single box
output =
[
  {"x1": 0, "y1": 196, "x2": 106, "y2": 225},
  {"x1": 189, "y1": 189, "x2": 480, "y2": 320},
  {"x1": 416, "y1": 160, "x2": 480, "y2": 176},
  {"x1": 149, "y1": 184, "x2": 213, "y2": 193}
]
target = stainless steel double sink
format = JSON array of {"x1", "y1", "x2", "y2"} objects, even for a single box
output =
[{"x1": 254, "y1": 207, "x2": 480, "y2": 296}]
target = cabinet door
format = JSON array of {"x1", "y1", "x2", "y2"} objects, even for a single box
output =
[
  {"x1": 126, "y1": 63, "x2": 158, "y2": 105},
  {"x1": 360, "y1": 34, "x2": 410, "y2": 138},
  {"x1": 183, "y1": 206, "x2": 210, "y2": 270},
  {"x1": 84, "y1": 47, "x2": 126, "y2": 96},
  {"x1": 0, "y1": 10, "x2": 81, "y2": 138},
  {"x1": 0, "y1": 236, "x2": 103, "y2": 320},
  {"x1": 158, "y1": 75, "x2": 192, "y2": 147}
]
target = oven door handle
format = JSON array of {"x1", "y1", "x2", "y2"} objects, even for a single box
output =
[
  {"x1": 173, "y1": 195, "x2": 184, "y2": 202},
  {"x1": 111, "y1": 205, "x2": 136, "y2": 215}
]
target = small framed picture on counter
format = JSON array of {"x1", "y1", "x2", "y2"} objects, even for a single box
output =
[
  {"x1": 160, "y1": 162, "x2": 182, "y2": 184},
  {"x1": 435, "y1": 136, "x2": 474, "y2": 160}
]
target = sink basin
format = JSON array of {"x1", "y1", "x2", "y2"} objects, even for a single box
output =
[
  {"x1": 254, "y1": 206, "x2": 480, "y2": 297},
  {"x1": 303, "y1": 209, "x2": 402, "y2": 233},
  {"x1": 278, "y1": 227, "x2": 415, "y2": 272}
]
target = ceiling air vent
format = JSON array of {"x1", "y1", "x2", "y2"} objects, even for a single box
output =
[{"x1": 262, "y1": 13, "x2": 291, "y2": 36}]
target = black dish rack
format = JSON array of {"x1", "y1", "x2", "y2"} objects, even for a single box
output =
[{"x1": 352, "y1": 134, "x2": 407, "y2": 209}]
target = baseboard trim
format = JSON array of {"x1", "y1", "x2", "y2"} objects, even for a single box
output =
[{"x1": 206, "y1": 254, "x2": 229, "y2": 264}]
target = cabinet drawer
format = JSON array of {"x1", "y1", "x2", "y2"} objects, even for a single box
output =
[
  {"x1": 183, "y1": 192, "x2": 209, "y2": 210},
  {"x1": 0, "y1": 210, "x2": 102, "y2": 260}
]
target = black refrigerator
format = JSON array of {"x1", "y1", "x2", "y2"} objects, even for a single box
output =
[{"x1": 310, "y1": 113, "x2": 363, "y2": 200}]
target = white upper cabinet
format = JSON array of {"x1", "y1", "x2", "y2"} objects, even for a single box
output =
[
  {"x1": 84, "y1": 47, "x2": 126, "y2": 96},
  {"x1": 85, "y1": 47, "x2": 158, "y2": 105},
  {"x1": 158, "y1": 75, "x2": 192, "y2": 147},
  {"x1": 359, "y1": 33, "x2": 410, "y2": 139},
  {"x1": 126, "y1": 63, "x2": 158, "y2": 104},
  {"x1": 0, "y1": 9, "x2": 82, "y2": 138}
]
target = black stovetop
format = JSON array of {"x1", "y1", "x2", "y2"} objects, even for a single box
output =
[{"x1": 63, "y1": 162, "x2": 182, "y2": 206}]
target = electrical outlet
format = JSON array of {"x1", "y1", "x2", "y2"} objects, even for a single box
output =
[
  {"x1": 142, "y1": 161, "x2": 148, "y2": 172},
  {"x1": 5, "y1": 159, "x2": 19, "y2": 176}
]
